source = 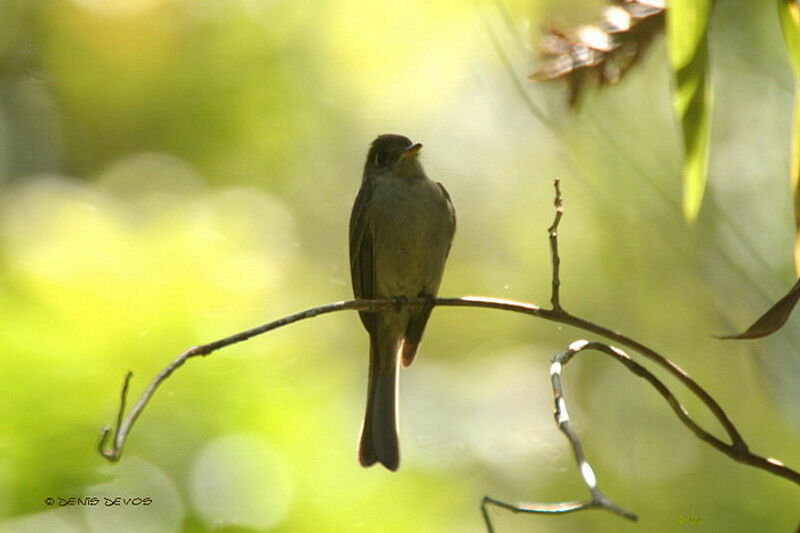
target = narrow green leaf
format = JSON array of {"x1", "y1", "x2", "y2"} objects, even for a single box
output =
[
  {"x1": 778, "y1": 0, "x2": 800, "y2": 74},
  {"x1": 667, "y1": 0, "x2": 712, "y2": 71},
  {"x1": 778, "y1": 0, "x2": 800, "y2": 272},
  {"x1": 791, "y1": 90, "x2": 800, "y2": 272},
  {"x1": 667, "y1": 0, "x2": 713, "y2": 222},
  {"x1": 717, "y1": 279, "x2": 800, "y2": 339}
]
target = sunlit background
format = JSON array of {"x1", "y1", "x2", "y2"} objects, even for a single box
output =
[{"x1": 0, "y1": 0, "x2": 798, "y2": 531}]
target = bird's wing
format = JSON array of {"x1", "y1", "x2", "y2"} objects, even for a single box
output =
[
  {"x1": 402, "y1": 181, "x2": 457, "y2": 367},
  {"x1": 437, "y1": 181, "x2": 457, "y2": 258},
  {"x1": 349, "y1": 179, "x2": 377, "y2": 332}
]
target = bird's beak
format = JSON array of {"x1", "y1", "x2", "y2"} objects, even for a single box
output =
[{"x1": 401, "y1": 143, "x2": 423, "y2": 158}]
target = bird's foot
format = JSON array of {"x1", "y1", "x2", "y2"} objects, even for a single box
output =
[{"x1": 392, "y1": 295, "x2": 409, "y2": 313}]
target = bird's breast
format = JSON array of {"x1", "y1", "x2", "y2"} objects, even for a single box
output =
[{"x1": 368, "y1": 176, "x2": 453, "y2": 297}]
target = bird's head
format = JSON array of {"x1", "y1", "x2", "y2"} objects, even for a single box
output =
[{"x1": 363, "y1": 134, "x2": 423, "y2": 180}]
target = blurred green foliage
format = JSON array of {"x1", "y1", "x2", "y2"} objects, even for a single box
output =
[
  {"x1": 0, "y1": 0, "x2": 798, "y2": 532},
  {"x1": 667, "y1": 0, "x2": 712, "y2": 222}
]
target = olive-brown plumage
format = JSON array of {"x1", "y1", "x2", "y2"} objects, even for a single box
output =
[{"x1": 349, "y1": 134, "x2": 456, "y2": 471}]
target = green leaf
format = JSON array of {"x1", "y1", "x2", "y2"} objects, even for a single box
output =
[
  {"x1": 778, "y1": 1, "x2": 800, "y2": 272},
  {"x1": 778, "y1": 0, "x2": 800, "y2": 74},
  {"x1": 667, "y1": 0, "x2": 713, "y2": 222},
  {"x1": 791, "y1": 91, "x2": 800, "y2": 272},
  {"x1": 717, "y1": 279, "x2": 800, "y2": 339}
]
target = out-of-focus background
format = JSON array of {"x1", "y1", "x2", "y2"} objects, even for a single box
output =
[{"x1": 0, "y1": 0, "x2": 798, "y2": 531}]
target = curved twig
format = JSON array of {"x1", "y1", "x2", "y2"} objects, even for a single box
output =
[
  {"x1": 482, "y1": 342, "x2": 640, "y2": 530},
  {"x1": 483, "y1": 336, "x2": 762, "y2": 529},
  {"x1": 97, "y1": 294, "x2": 800, "y2": 485}
]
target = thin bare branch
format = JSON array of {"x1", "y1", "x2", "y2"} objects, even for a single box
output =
[
  {"x1": 481, "y1": 495, "x2": 632, "y2": 533},
  {"x1": 548, "y1": 177, "x2": 564, "y2": 311},
  {"x1": 99, "y1": 298, "x2": 411, "y2": 461},
  {"x1": 482, "y1": 341, "x2": 640, "y2": 529},
  {"x1": 98, "y1": 180, "x2": 800, "y2": 533},
  {"x1": 97, "y1": 294, "x2": 800, "y2": 485}
]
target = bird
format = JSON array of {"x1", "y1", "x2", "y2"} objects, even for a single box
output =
[{"x1": 349, "y1": 134, "x2": 456, "y2": 471}]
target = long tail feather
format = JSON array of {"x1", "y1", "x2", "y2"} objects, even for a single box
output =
[{"x1": 358, "y1": 332, "x2": 400, "y2": 471}]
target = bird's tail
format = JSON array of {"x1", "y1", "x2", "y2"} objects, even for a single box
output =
[{"x1": 358, "y1": 332, "x2": 400, "y2": 471}]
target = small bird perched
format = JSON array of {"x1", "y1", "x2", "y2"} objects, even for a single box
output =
[{"x1": 349, "y1": 134, "x2": 456, "y2": 471}]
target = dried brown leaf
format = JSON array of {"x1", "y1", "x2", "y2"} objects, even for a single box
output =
[
  {"x1": 531, "y1": 0, "x2": 666, "y2": 107},
  {"x1": 717, "y1": 279, "x2": 800, "y2": 340}
]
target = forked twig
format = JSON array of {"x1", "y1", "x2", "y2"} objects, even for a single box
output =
[{"x1": 482, "y1": 340, "x2": 640, "y2": 531}]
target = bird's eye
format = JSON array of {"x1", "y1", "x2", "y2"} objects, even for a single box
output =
[{"x1": 374, "y1": 152, "x2": 385, "y2": 166}]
